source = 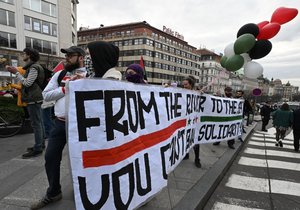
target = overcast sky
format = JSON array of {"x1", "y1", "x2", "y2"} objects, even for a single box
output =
[{"x1": 77, "y1": 0, "x2": 300, "y2": 87}]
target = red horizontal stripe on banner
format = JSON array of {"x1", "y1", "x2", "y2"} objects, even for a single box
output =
[{"x1": 82, "y1": 119, "x2": 187, "y2": 168}]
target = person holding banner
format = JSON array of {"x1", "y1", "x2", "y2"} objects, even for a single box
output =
[
  {"x1": 125, "y1": 64, "x2": 146, "y2": 84},
  {"x1": 31, "y1": 46, "x2": 87, "y2": 210},
  {"x1": 182, "y1": 76, "x2": 202, "y2": 168},
  {"x1": 213, "y1": 86, "x2": 235, "y2": 149},
  {"x1": 87, "y1": 41, "x2": 122, "y2": 80}
]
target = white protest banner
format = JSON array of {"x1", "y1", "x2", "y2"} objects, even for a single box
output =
[{"x1": 67, "y1": 79, "x2": 244, "y2": 210}]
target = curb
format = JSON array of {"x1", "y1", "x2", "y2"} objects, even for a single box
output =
[{"x1": 173, "y1": 123, "x2": 256, "y2": 210}]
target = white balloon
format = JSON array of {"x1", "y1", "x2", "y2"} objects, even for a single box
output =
[
  {"x1": 224, "y1": 43, "x2": 235, "y2": 57},
  {"x1": 241, "y1": 53, "x2": 251, "y2": 67},
  {"x1": 244, "y1": 61, "x2": 263, "y2": 79}
]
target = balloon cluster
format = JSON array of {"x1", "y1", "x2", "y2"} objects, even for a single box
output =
[{"x1": 220, "y1": 7, "x2": 298, "y2": 79}]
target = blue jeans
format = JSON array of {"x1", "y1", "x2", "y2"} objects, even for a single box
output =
[
  {"x1": 45, "y1": 119, "x2": 66, "y2": 197},
  {"x1": 42, "y1": 107, "x2": 54, "y2": 139},
  {"x1": 26, "y1": 103, "x2": 44, "y2": 151}
]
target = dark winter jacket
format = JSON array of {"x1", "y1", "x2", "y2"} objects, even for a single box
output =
[
  {"x1": 293, "y1": 108, "x2": 300, "y2": 129},
  {"x1": 21, "y1": 62, "x2": 44, "y2": 103}
]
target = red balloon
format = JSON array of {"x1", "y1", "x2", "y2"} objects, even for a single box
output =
[
  {"x1": 257, "y1": 23, "x2": 281, "y2": 40},
  {"x1": 271, "y1": 7, "x2": 298, "y2": 25},
  {"x1": 257, "y1": 21, "x2": 269, "y2": 30}
]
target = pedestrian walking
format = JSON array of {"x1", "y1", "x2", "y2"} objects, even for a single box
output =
[
  {"x1": 292, "y1": 104, "x2": 300, "y2": 152},
  {"x1": 272, "y1": 103, "x2": 293, "y2": 147},
  {"x1": 182, "y1": 76, "x2": 201, "y2": 168},
  {"x1": 260, "y1": 101, "x2": 273, "y2": 132},
  {"x1": 6, "y1": 48, "x2": 45, "y2": 158}
]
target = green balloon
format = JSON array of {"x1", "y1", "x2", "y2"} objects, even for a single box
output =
[
  {"x1": 220, "y1": 56, "x2": 227, "y2": 68},
  {"x1": 225, "y1": 55, "x2": 244, "y2": 71},
  {"x1": 234, "y1": 33, "x2": 256, "y2": 54}
]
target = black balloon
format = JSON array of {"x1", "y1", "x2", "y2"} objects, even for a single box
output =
[
  {"x1": 249, "y1": 40, "x2": 272, "y2": 59},
  {"x1": 237, "y1": 23, "x2": 259, "y2": 38}
]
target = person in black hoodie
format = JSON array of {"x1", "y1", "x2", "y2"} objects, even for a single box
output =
[
  {"x1": 87, "y1": 41, "x2": 122, "y2": 80},
  {"x1": 260, "y1": 101, "x2": 273, "y2": 132},
  {"x1": 292, "y1": 104, "x2": 300, "y2": 152}
]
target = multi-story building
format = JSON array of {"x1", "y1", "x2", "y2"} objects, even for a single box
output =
[
  {"x1": 196, "y1": 48, "x2": 233, "y2": 93},
  {"x1": 77, "y1": 21, "x2": 203, "y2": 85},
  {"x1": 0, "y1": 0, "x2": 79, "y2": 86},
  {"x1": 268, "y1": 79, "x2": 299, "y2": 101}
]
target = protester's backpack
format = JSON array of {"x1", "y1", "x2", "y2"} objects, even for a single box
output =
[{"x1": 36, "y1": 64, "x2": 53, "y2": 90}]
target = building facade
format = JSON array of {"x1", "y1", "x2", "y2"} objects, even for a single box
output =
[
  {"x1": 196, "y1": 48, "x2": 233, "y2": 93},
  {"x1": 0, "y1": 0, "x2": 78, "y2": 86},
  {"x1": 78, "y1": 21, "x2": 204, "y2": 85}
]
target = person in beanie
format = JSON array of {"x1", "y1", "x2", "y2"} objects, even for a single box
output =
[
  {"x1": 87, "y1": 41, "x2": 122, "y2": 80},
  {"x1": 125, "y1": 64, "x2": 146, "y2": 84}
]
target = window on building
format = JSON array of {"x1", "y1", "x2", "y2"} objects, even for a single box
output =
[
  {"x1": 23, "y1": 0, "x2": 30, "y2": 8},
  {"x1": 0, "y1": 9, "x2": 7, "y2": 26},
  {"x1": 43, "y1": 40, "x2": 51, "y2": 54},
  {"x1": 41, "y1": 0, "x2": 50, "y2": 15},
  {"x1": 0, "y1": 0, "x2": 14, "y2": 4},
  {"x1": 0, "y1": 9, "x2": 15, "y2": 27},
  {"x1": 24, "y1": 16, "x2": 31, "y2": 30},
  {"x1": 9, "y1": 33, "x2": 16, "y2": 48},
  {"x1": 33, "y1": 38, "x2": 42, "y2": 51},
  {"x1": 42, "y1": 21, "x2": 50, "y2": 34},
  {"x1": 31, "y1": 0, "x2": 40, "y2": 12},
  {"x1": 0, "y1": 31, "x2": 16, "y2": 48},
  {"x1": 7, "y1": 11, "x2": 15, "y2": 27},
  {"x1": 32, "y1": 18, "x2": 41, "y2": 32},
  {"x1": 0, "y1": 31, "x2": 9, "y2": 47},
  {"x1": 26, "y1": 37, "x2": 31, "y2": 48},
  {"x1": 23, "y1": 0, "x2": 57, "y2": 17},
  {"x1": 26, "y1": 37, "x2": 57, "y2": 55},
  {"x1": 51, "y1": 23, "x2": 57, "y2": 36},
  {"x1": 51, "y1": 42, "x2": 57, "y2": 55},
  {"x1": 50, "y1": 3, "x2": 56, "y2": 16}
]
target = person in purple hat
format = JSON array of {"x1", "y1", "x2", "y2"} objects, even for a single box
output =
[{"x1": 125, "y1": 64, "x2": 146, "y2": 84}]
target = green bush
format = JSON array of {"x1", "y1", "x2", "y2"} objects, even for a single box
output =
[{"x1": 0, "y1": 96, "x2": 24, "y2": 117}]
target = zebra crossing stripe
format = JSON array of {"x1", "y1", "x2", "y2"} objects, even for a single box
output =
[
  {"x1": 244, "y1": 148, "x2": 300, "y2": 159},
  {"x1": 226, "y1": 174, "x2": 300, "y2": 197},
  {"x1": 212, "y1": 201, "x2": 263, "y2": 210},
  {"x1": 248, "y1": 141, "x2": 294, "y2": 149},
  {"x1": 238, "y1": 156, "x2": 300, "y2": 171},
  {"x1": 251, "y1": 136, "x2": 294, "y2": 143},
  {"x1": 226, "y1": 174, "x2": 269, "y2": 192}
]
